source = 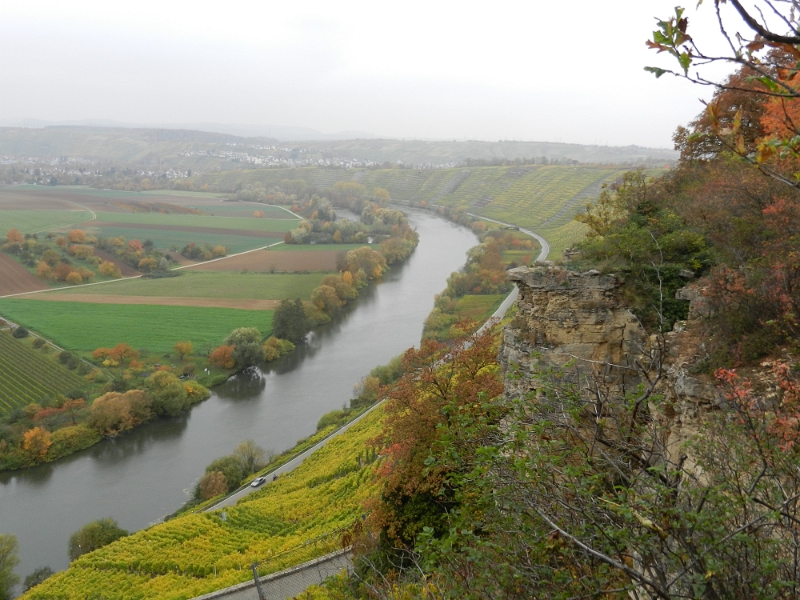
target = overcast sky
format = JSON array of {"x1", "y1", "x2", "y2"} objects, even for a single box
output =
[{"x1": 0, "y1": 1, "x2": 744, "y2": 148}]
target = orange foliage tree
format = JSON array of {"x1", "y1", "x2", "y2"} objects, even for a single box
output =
[
  {"x1": 371, "y1": 325, "x2": 504, "y2": 545},
  {"x1": 22, "y1": 427, "x2": 53, "y2": 459},
  {"x1": 209, "y1": 345, "x2": 235, "y2": 369},
  {"x1": 67, "y1": 229, "x2": 86, "y2": 243}
]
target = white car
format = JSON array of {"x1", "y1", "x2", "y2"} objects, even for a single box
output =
[{"x1": 250, "y1": 476, "x2": 267, "y2": 488}]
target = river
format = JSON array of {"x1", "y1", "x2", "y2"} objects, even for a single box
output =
[{"x1": 0, "y1": 210, "x2": 478, "y2": 587}]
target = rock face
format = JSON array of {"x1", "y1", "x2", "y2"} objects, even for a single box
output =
[
  {"x1": 499, "y1": 266, "x2": 650, "y2": 400},
  {"x1": 499, "y1": 265, "x2": 723, "y2": 469}
]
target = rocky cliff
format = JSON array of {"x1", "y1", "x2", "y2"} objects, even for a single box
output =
[{"x1": 499, "y1": 265, "x2": 723, "y2": 469}]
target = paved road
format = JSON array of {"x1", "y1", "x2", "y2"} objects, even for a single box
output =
[
  {"x1": 204, "y1": 399, "x2": 385, "y2": 511},
  {"x1": 204, "y1": 215, "x2": 551, "y2": 511}
]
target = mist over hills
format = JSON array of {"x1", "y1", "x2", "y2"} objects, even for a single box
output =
[{"x1": 0, "y1": 124, "x2": 677, "y2": 168}]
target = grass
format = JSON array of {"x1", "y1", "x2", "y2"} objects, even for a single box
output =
[
  {"x1": 0, "y1": 300, "x2": 274, "y2": 355},
  {"x1": 91, "y1": 212, "x2": 299, "y2": 231},
  {"x1": 47, "y1": 272, "x2": 327, "y2": 300},
  {"x1": 0, "y1": 332, "x2": 85, "y2": 415},
  {"x1": 21, "y1": 405, "x2": 385, "y2": 600},
  {"x1": 0, "y1": 209, "x2": 93, "y2": 234},
  {"x1": 82, "y1": 226, "x2": 276, "y2": 254},
  {"x1": 269, "y1": 243, "x2": 372, "y2": 253}
]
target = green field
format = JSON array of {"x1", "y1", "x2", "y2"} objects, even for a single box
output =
[
  {"x1": 269, "y1": 243, "x2": 372, "y2": 253},
  {"x1": 0, "y1": 332, "x2": 85, "y2": 414},
  {"x1": 0, "y1": 209, "x2": 93, "y2": 234},
  {"x1": 0, "y1": 300, "x2": 274, "y2": 354},
  {"x1": 81, "y1": 226, "x2": 278, "y2": 254},
  {"x1": 47, "y1": 271, "x2": 326, "y2": 300},
  {"x1": 91, "y1": 211, "x2": 299, "y2": 230}
]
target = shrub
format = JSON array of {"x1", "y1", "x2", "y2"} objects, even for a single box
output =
[{"x1": 12, "y1": 326, "x2": 29, "y2": 338}]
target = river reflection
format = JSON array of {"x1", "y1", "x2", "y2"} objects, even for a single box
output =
[{"x1": 0, "y1": 211, "x2": 479, "y2": 586}]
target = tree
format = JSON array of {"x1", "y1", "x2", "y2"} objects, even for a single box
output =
[
  {"x1": 66, "y1": 229, "x2": 85, "y2": 243},
  {"x1": 173, "y1": 340, "x2": 193, "y2": 360},
  {"x1": 209, "y1": 344, "x2": 235, "y2": 369},
  {"x1": 5, "y1": 229, "x2": 23, "y2": 245},
  {"x1": 346, "y1": 246, "x2": 386, "y2": 279},
  {"x1": 272, "y1": 299, "x2": 311, "y2": 344},
  {"x1": 0, "y1": 534, "x2": 18, "y2": 600},
  {"x1": 647, "y1": 2, "x2": 800, "y2": 188},
  {"x1": 146, "y1": 371, "x2": 189, "y2": 417},
  {"x1": 22, "y1": 427, "x2": 52, "y2": 459},
  {"x1": 204, "y1": 455, "x2": 246, "y2": 492},
  {"x1": 22, "y1": 566, "x2": 53, "y2": 592},
  {"x1": 233, "y1": 439, "x2": 270, "y2": 474},
  {"x1": 311, "y1": 284, "x2": 342, "y2": 314},
  {"x1": 98, "y1": 260, "x2": 121, "y2": 278},
  {"x1": 68, "y1": 518, "x2": 128, "y2": 561},
  {"x1": 224, "y1": 327, "x2": 265, "y2": 368},
  {"x1": 196, "y1": 471, "x2": 227, "y2": 500}
]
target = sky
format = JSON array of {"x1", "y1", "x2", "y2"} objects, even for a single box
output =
[{"x1": 0, "y1": 0, "x2": 746, "y2": 148}]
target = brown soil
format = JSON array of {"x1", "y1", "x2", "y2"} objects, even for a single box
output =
[
  {"x1": 186, "y1": 249, "x2": 339, "y2": 272},
  {"x1": 92, "y1": 249, "x2": 141, "y2": 277},
  {"x1": 0, "y1": 254, "x2": 49, "y2": 296},
  {"x1": 23, "y1": 294, "x2": 279, "y2": 310},
  {"x1": 170, "y1": 253, "x2": 198, "y2": 267},
  {"x1": 91, "y1": 221, "x2": 287, "y2": 238}
]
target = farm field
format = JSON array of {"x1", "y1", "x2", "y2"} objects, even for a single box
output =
[
  {"x1": 89, "y1": 211, "x2": 299, "y2": 230},
  {"x1": 78, "y1": 225, "x2": 276, "y2": 255},
  {"x1": 21, "y1": 406, "x2": 385, "y2": 600},
  {"x1": 0, "y1": 253, "x2": 48, "y2": 296},
  {"x1": 0, "y1": 331, "x2": 85, "y2": 415},
  {"x1": 0, "y1": 300, "x2": 274, "y2": 354},
  {"x1": 0, "y1": 208, "x2": 93, "y2": 233},
  {"x1": 187, "y1": 247, "x2": 337, "y2": 273},
  {"x1": 38, "y1": 272, "x2": 327, "y2": 301}
]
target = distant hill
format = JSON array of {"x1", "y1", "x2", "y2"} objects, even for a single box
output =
[
  {"x1": 300, "y1": 139, "x2": 676, "y2": 167},
  {"x1": 0, "y1": 126, "x2": 676, "y2": 168}
]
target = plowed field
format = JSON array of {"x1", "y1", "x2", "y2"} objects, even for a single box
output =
[
  {"x1": 186, "y1": 248, "x2": 338, "y2": 272},
  {"x1": 92, "y1": 249, "x2": 141, "y2": 277},
  {"x1": 0, "y1": 254, "x2": 48, "y2": 296},
  {"x1": 21, "y1": 294, "x2": 279, "y2": 310}
]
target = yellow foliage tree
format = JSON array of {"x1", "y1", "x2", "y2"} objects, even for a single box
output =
[{"x1": 23, "y1": 427, "x2": 52, "y2": 459}]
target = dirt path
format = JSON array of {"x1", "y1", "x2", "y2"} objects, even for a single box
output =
[{"x1": 21, "y1": 294, "x2": 280, "y2": 310}]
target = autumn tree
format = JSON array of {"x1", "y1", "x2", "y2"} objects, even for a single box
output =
[
  {"x1": 311, "y1": 284, "x2": 342, "y2": 314},
  {"x1": 22, "y1": 427, "x2": 52, "y2": 460},
  {"x1": 371, "y1": 326, "x2": 504, "y2": 547},
  {"x1": 346, "y1": 246, "x2": 386, "y2": 279},
  {"x1": 196, "y1": 471, "x2": 227, "y2": 500},
  {"x1": 68, "y1": 518, "x2": 128, "y2": 561},
  {"x1": 209, "y1": 344, "x2": 235, "y2": 369},
  {"x1": 98, "y1": 260, "x2": 121, "y2": 278},
  {"x1": 88, "y1": 390, "x2": 152, "y2": 436},
  {"x1": 173, "y1": 340, "x2": 193, "y2": 360},
  {"x1": 66, "y1": 229, "x2": 86, "y2": 243},
  {"x1": 5, "y1": 229, "x2": 23, "y2": 245}
]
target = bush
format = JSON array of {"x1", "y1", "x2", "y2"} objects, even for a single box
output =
[
  {"x1": 316, "y1": 408, "x2": 350, "y2": 431},
  {"x1": 68, "y1": 518, "x2": 128, "y2": 561},
  {"x1": 12, "y1": 326, "x2": 28, "y2": 338}
]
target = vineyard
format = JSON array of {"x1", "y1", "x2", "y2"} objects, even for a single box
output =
[
  {"x1": 22, "y1": 406, "x2": 385, "y2": 600},
  {"x1": 0, "y1": 332, "x2": 85, "y2": 415}
]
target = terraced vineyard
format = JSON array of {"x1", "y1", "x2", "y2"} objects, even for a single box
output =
[
  {"x1": 22, "y1": 406, "x2": 384, "y2": 600},
  {"x1": 0, "y1": 332, "x2": 85, "y2": 415}
]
